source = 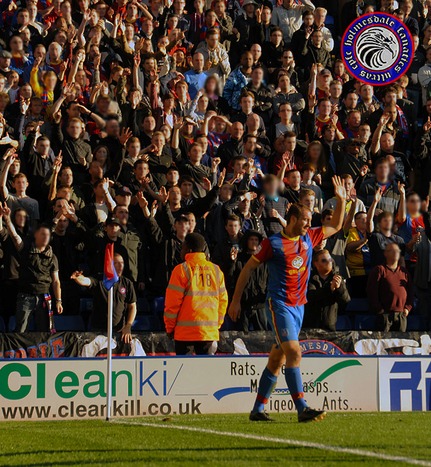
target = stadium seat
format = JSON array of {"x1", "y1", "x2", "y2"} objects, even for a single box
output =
[
  {"x1": 346, "y1": 298, "x2": 369, "y2": 313},
  {"x1": 0, "y1": 316, "x2": 5, "y2": 332},
  {"x1": 150, "y1": 297, "x2": 165, "y2": 315},
  {"x1": 8, "y1": 315, "x2": 35, "y2": 332},
  {"x1": 80, "y1": 298, "x2": 93, "y2": 313},
  {"x1": 355, "y1": 314, "x2": 377, "y2": 331},
  {"x1": 407, "y1": 315, "x2": 426, "y2": 332},
  {"x1": 133, "y1": 315, "x2": 156, "y2": 331},
  {"x1": 137, "y1": 297, "x2": 150, "y2": 314},
  {"x1": 336, "y1": 315, "x2": 353, "y2": 331},
  {"x1": 54, "y1": 315, "x2": 85, "y2": 332}
]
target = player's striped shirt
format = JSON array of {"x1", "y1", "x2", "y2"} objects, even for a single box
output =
[{"x1": 252, "y1": 227, "x2": 324, "y2": 306}]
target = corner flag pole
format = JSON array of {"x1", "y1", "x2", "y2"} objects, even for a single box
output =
[
  {"x1": 103, "y1": 242, "x2": 118, "y2": 422},
  {"x1": 106, "y1": 286, "x2": 114, "y2": 421}
]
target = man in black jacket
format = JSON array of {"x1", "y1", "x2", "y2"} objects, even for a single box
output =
[
  {"x1": 52, "y1": 116, "x2": 92, "y2": 186},
  {"x1": 226, "y1": 230, "x2": 268, "y2": 331},
  {"x1": 304, "y1": 249, "x2": 350, "y2": 331},
  {"x1": 301, "y1": 29, "x2": 332, "y2": 79}
]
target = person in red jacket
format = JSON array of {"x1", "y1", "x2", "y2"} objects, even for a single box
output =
[{"x1": 367, "y1": 243, "x2": 413, "y2": 332}]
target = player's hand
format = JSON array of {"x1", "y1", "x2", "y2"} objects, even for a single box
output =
[
  {"x1": 56, "y1": 302, "x2": 63, "y2": 314},
  {"x1": 228, "y1": 301, "x2": 241, "y2": 322},
  {"x1": 402, "y1": 308, "x2": 410, "y2": 317},
  {"x1": 332, "y1": 175, "x2": 346, "y2": 200}
]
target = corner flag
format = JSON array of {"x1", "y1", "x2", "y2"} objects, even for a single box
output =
[{"x1": 103, "y1": 243, "x2": 119, "y2": 290}]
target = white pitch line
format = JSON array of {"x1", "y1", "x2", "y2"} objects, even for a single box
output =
[{"x1": 112, "y1": 419, "x2": 431, "y2": 467}]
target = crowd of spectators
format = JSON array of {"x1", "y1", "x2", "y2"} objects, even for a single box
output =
[{"x1": 0, "y1": 0, "x2": 430, "y2": 336}]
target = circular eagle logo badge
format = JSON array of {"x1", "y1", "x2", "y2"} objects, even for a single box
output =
[{"x1": 341, "y1": 13, "x2": 413, "y2": 86}]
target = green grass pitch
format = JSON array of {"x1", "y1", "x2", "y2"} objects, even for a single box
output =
[{"x1": 1, "y1": 413, "x2": 430, "y2": 466}]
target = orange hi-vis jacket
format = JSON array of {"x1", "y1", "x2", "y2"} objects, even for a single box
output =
[{"x1": 164, "y1": 252, "x2": 228, "y2": 341}]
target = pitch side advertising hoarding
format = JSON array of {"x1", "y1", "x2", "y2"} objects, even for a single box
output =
[
  {"x1": 0, "y1": 357, "x2": 378, "y2": 421},
  {"x1": 379, "y1": 358, "x2": 431, "y2": 412}
]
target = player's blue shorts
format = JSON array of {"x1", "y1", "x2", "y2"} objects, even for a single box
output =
[{"x1": 266, "y1": 298, "x2": 304, "y2": 344}]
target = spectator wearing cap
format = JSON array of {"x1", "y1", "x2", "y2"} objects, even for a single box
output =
[
  {"x1": 358, "y1": 158, "x2": 400, "y2": 215},
  {"x1": 164, "y1": 232, "x2": 228, "y2": 355},
  {"x1": 305, "y1": 249, "x2": 350, "y2": 331},
  {"x1": 226, "y1": 230, "x2": 268, "y2": 331},
  {"x1": 367, "y1": 243, "x2": 413, "y2": 332},
  {"x1": 114, "y1": 186, "x2": 133, "y2": 208},
  {"x1": 71, "y1": 253, "x2": 136, "y2": 340},
  {"x1": 271, "y1": 0, "x2": 315, "y2": 45}
]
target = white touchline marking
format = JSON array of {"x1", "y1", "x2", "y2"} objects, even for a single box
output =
[{"x1": 112, "y1": 420, "x2": 431, "y2": 467}]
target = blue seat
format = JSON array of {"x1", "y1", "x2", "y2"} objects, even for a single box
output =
[
  {"x1": 137, "y1": 297, "x2": 150, "y2": 314},
  {"x1": 54, "y1": 315, "x2": 85, "y2": 331},
  {"x1": 407, "y1": 315, "x2": 425, "y2": 332},
  {"x1": 346, "y1": 298, "x2": 369, "y2": 313},
  {"x1": 133, "y1": 315, "x2": 155, "y2": 331},
  {"x1": 80, "y1": 298, "x2": 93, "y2": 313},
  {"x1": 0, "y1": 316, "x2": 5, "y2": 333},
  {"x1": 355, "y1": 314, "x2": 377, "y2": 331},
  {"x1": 150, "y1": 297, "x2": 165, "y2": 316},
  {"x1": 336, "y1": 315, "x2": 353, "y2": 331},
  {"x1": 8, "y1": 315, "x2": 35, "y2": 332}
]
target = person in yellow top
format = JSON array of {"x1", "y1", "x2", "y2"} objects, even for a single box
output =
[
  {"x1": 164, "y1": 233, "x2": 228, "y2": 355},
  {"x1": 30, "y1": 56, "x2": 58, "y2": 111}
]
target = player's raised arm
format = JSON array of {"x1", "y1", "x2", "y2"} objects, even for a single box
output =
[
  {"x1": 322, "y1": 176, "x2": 347, "y2": 239},
  {"x1": 228, "y1": 257, "x2": 260, "y2": 322}
]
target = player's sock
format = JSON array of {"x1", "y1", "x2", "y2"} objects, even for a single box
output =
[
  {"x1": 252, "y1": 367, "x2": 278, "y2": 413},
  {"x1": 284, "y1": 367, "x2": 308, "y2": 413}
]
